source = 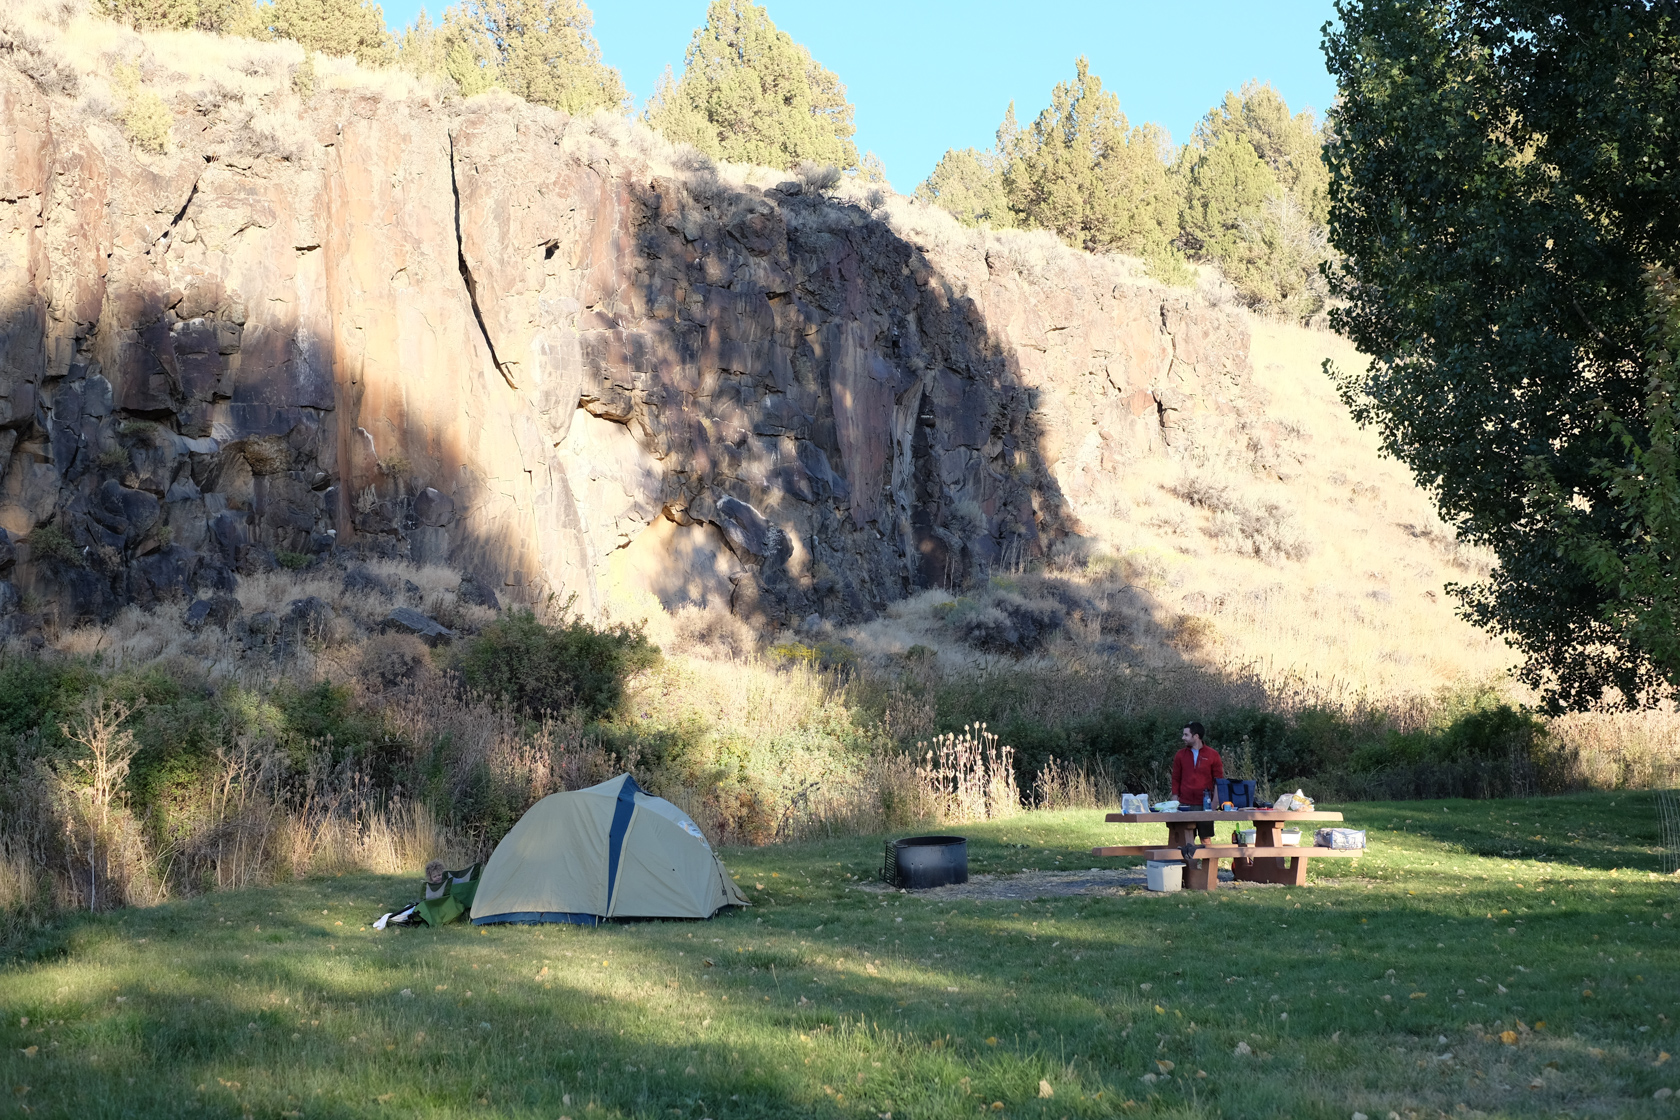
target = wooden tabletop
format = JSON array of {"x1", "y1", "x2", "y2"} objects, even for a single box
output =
[{"x1": 1105, "y1": 810, "x2": 1344, "y2": 823}]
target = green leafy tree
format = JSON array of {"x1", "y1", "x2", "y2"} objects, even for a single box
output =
[
  {"x1": 1226, "y1": 190, "x2": 1332, "y2": 320},
  {"x1": 398, "y1": 1, "x2": 617, "y2": 106},
  {"x1": 645, "y1": 0, "x2": 857, "y2": 170},
  {"x1": 396, "y1": 6, "x2": 450, "y2": 74},
  {"x1": 1323, "y1": 0, "x2": 1680, "y2": 710},
  {"x1": 1000, "y1": 58, "x2": 1177, "y2": 256},
  {"x1": 1539, "y1": 268, "x2": 1680, "y2": 699},
  {"x1": 853, "y1": 150, "x2": 888, "y2": 185},
  {"x1": 258, "y1": 0, "x2": 393, "y2": 66},
  {"x1": 915, "y1": 146, "x2": 1013, "y2": 229}
]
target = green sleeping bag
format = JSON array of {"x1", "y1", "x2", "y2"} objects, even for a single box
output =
[{"x1": 413, "y1": 864, "x2": 482, "y2": 927}]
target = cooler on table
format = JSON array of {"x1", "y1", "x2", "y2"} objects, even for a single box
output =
[{"x1": 1214, "y1": 778, "x2": 1257, "y2": 809}]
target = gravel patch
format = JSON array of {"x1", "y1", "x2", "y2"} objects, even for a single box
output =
[{"x1": 852, "y1": 866, "x2": 1284, "y2": 901}]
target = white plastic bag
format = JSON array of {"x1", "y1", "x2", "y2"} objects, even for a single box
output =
[
  {"x1": 1315, "y1": 827, "x2": 1365, "y2": 849},
  {"x1": 1273, "y1": 789, "x2": 1313, "y2": 812},
  {"x1": 1120, "y1": 793, "x2": 1150, "y2": 814}
]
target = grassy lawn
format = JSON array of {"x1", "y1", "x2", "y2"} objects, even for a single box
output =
[{"x1": 1, "y1": 792, "x2": 1675, "y2": 1119}]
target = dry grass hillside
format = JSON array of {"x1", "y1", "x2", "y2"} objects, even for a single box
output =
[{"x1": 636, "y1": 316, "x2": 1517, "y2": 711}]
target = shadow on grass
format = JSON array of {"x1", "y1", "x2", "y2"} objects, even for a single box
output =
[{"x1": 1347, "y1": 793, "x2": 1663, "y2": 872}]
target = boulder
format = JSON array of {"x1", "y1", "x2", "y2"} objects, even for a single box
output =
[
  {"x1": 237, "y1": 547, "x2": 279, "y2": 575},
  {"x1": 457, "y1": 576, "x2": 499, "y2": 610},
  {"x1": 129, "y1": 545, "x2": 200, "y2": 606},
  {"x1": 194, "y1": 563, "x2": 239, "y2": 594},
  {"x1": 184, "y1": 594, "x2": 242, "y2": 631},
  {"x1": 54, "y1": 567, "x2": 118, "y2": 624},
  {"x1": 343, "y1": 565, "x2": 394, "y2": 596},
  {"x1": 413, "y1": 487, "x2": 455, "y2": 527},
  {"x1": 282, "y1": 596, "x2": 333, "y2": 637},
  {"x1": 715, "y1": 496, "x2": 779, "y2": 560},
  {"x1": 384, "y1": 606, "x2": 455, "y2": 647}
]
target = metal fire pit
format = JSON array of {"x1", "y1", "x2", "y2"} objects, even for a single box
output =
[{"x1": 882, "y1": 835, "x2": 969, "y2": 890}]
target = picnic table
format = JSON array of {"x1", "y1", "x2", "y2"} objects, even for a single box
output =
[{"x1": 1092, "y1": 809, "x2": 1361, "y2": 890}]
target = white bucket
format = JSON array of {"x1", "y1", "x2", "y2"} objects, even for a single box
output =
[
  {"x1": 1145, "y1": 860, "x2": 1183, "y2": 892},
  {"x1": 1280, "y1": 829, "x2": 1302, "y2": 846}
]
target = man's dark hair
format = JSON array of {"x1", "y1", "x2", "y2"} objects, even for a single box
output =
[{"x1": 1185, "y1": 721, "x2": 1206, "y2": 740}]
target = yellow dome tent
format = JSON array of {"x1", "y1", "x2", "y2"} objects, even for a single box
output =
[{"x1": 470, "y1": 775, "x2": 749, "y2": 925}]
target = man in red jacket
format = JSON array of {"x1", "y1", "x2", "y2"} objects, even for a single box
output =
[{"x1": 1171, "y1": 722, "x2": 1224, "y2": 839}]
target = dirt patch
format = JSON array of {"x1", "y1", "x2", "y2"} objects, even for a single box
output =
[{"x1": 853, "y1": 867, "x2": 1286, "y2": 901}]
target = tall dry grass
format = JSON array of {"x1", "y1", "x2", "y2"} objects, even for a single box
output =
[
  {"x1": 915, "y1": 725, "x2": 1021, "y2": 824},
  {"x1": 0, "y1": 675, "x2": 635, "y2": 917},
  {"x1": 1546, "y1": 708, "x2": 1680, "y2": 791}
]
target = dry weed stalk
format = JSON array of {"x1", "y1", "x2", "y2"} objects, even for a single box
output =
[
  {"x1": 917, "y1": 724, "x2": 1020, "y2": 823},
  {"x1": 56, "y1": 692, "x2": 147, "y2": 910},
  {"x1": 59, "y1": 692, "x2": 142, "y2": 832},
  {"x1": 1032, "y1": 756, "x2": 1120, "y2": 810}
]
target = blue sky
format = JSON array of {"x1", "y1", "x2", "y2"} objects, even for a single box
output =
[{"x1": 378, "y1": 1, "x2": 1341, "y2": 193}]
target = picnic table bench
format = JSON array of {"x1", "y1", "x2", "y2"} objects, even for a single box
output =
[{"x1": 1092, "y1": 810, "x2": 1361, "y2": 890}]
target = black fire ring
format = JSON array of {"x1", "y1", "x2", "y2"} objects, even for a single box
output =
[{"x1": 882, "y1": 835, "x2": 969, "y2": 890}]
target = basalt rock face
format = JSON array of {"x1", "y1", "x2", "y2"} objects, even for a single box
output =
[{"x1": 0, "y1": 68, "x2": 1254, "y2": 629}]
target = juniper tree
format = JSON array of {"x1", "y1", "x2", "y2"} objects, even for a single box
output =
[
  {"x1": 258, "y1": 0, "x2": 393, "y2": 66},
  {"x1": 1000, "y1": 57, "x2": 1177, "y2": 256},
  {"x1": 645, "y1": 0, "x2": 857, "y2": 170},
  {"x1": 915, "y1": 147, "x2": 1012, "y2": 228},
  {"x1": 462, "y1": 0, "x2": 624, "y2": 113}
]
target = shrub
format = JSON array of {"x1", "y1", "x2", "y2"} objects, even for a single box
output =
[
  {"x1": 97, "y1": 0, "x2": 198, "y2": 31},
  {"x1": 1171, "y1": 472, "x2": 1313, "y2": 563},
  {"x1": 452, "y1": 610, "x2": 660, "y2": 722},
  {"x1": 1143, "y1": 244, "x2": 1197, "y2": 288},
  {"x1": 112, "y1": 64, "x2": 172, "y2": 155},
  {"x1": 671, "y1": 604, "x2": 756, "y2": 662},
  {"x1": 359, "y1": 634, "x2": 431, "y2": 690},
  {"x1": 769, "y1": 641, "x2": 857, "y2": 672},
  {"x1": 950, "y1": 593, "x2": 1065, "y2": 654},
  {"x1": 275, "y1": 550, "x2": 313, "y2": 570},
  {"x1": 25, "y1": 523, "x2": 80, "y2": 568},
  {"x1": 1169, "y1": 614, "x2": 1217, "y2": 653},
  {"x1": 940, "y1": 578, "x2": 1092, "y2": 656},
  {"x1": 291, "y1": 53, "x2": 315, "y2": 102}
]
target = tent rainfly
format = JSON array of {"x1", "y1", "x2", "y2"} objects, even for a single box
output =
[{"x1": 470, "y1": 775, "x2": 748, "y2": 925}]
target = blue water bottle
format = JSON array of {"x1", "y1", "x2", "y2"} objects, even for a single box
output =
[{"x1": 1203, "y1": 790, "x2": 1212, "y2": 811}]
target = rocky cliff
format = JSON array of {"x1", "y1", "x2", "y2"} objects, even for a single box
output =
[{"x1": 0, "y1": 29, "x2": 1255, "y2": 632}]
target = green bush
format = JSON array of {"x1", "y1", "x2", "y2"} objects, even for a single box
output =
[
  {"x1": 112, "y1": 64, "x2": 172, "y2": 155},
  {"x1": 25, "y1": 523, "x2": 80, "y2": 568},
  {"x1": 768, "y1": 641, "x2": 857, "y2": 672},
  {"x1": 452, "y1": 610, "x2": 660, "y2": 722},
  {"x1": 275, "y1": 550, "x2": 313, "y2": 570},
  {"x1": 292, "y1": 54, "x2": 316, "y2": 102}
]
